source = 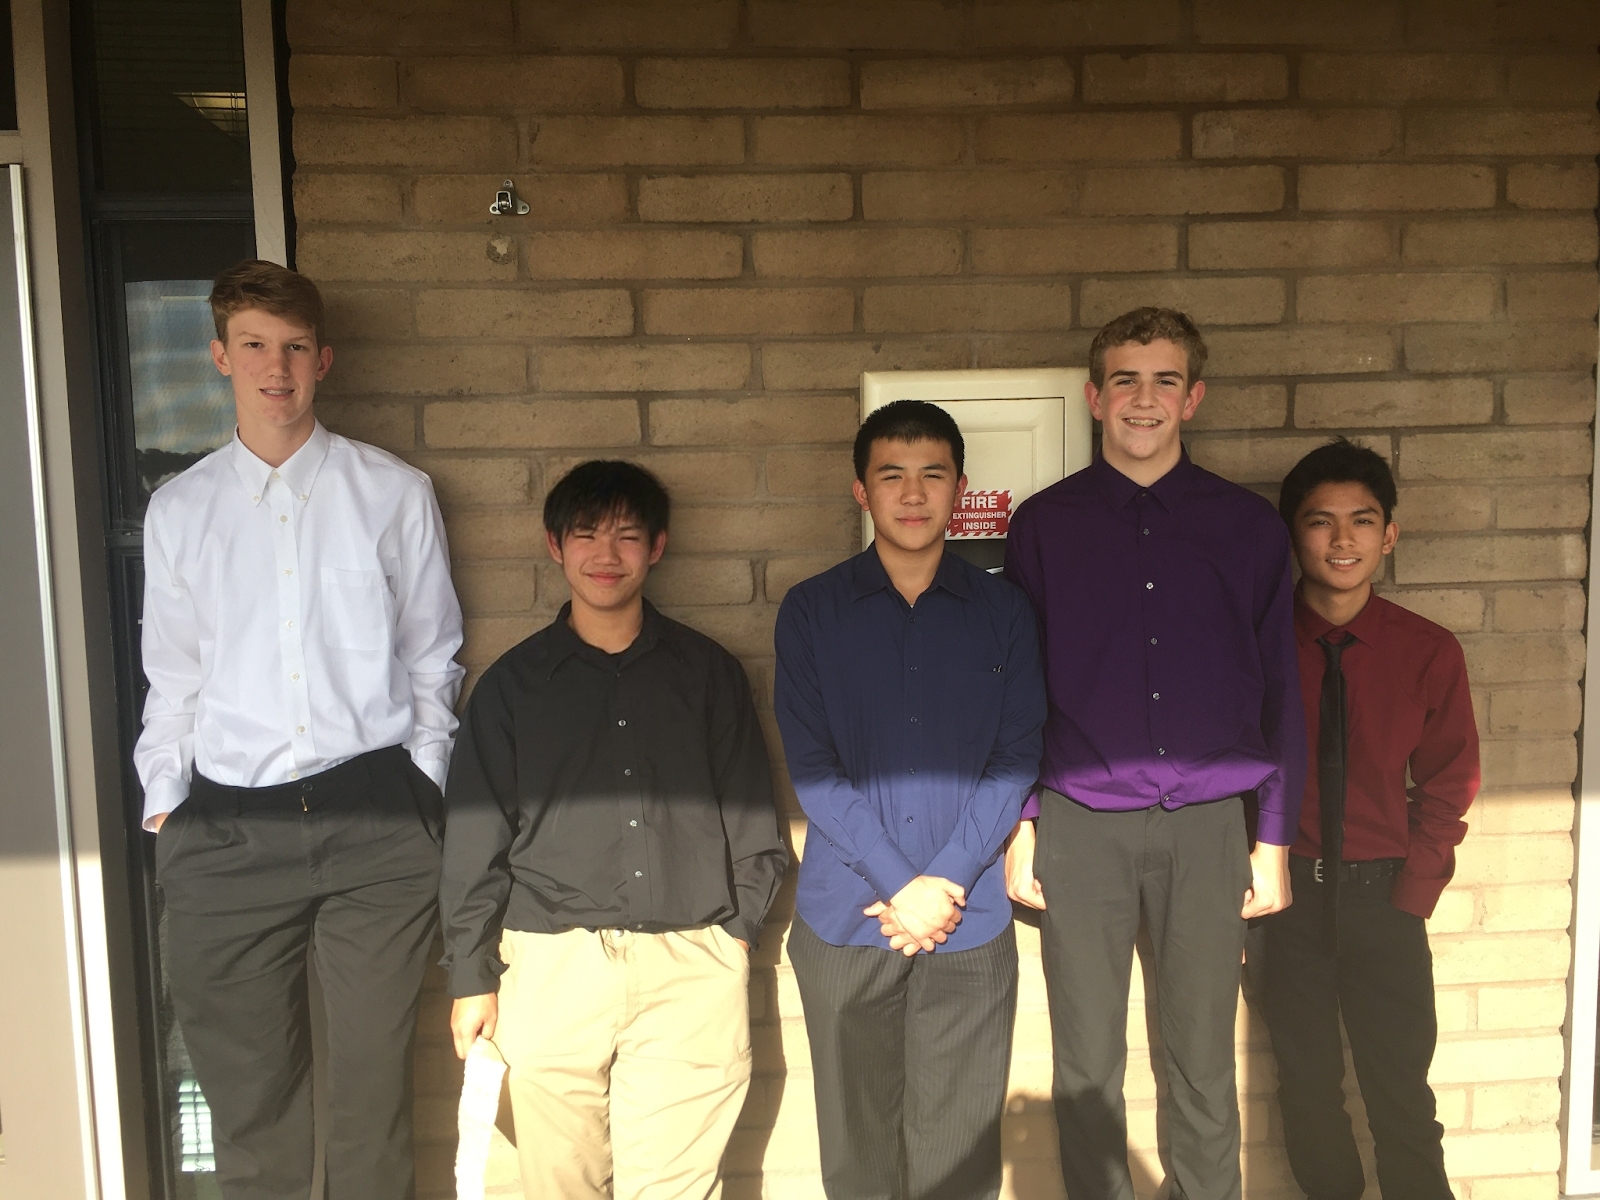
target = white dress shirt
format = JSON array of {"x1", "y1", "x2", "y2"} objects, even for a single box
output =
[{"x1": 134, "y1": 422, "x2": 465, "y2": 830}]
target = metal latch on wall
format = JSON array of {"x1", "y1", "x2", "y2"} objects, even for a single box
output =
[{"x1": 489, "y1": 180, "x2": 529, "y2": 216}]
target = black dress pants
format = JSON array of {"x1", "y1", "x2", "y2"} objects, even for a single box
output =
[
  {"x1": 787, "y1": 914, "x2": 1019, "y2": 1200},
  {"x1": 1251, "y1": 857, "x2": 1452, "y2": 1200},
  {"x1": 1034, "y1": 792, "x2": 1253, "y2": 1200},
  {"x1": 156, "y1": 745, "x2": 444, "y2": 1200}
]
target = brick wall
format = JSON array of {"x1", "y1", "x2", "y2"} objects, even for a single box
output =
[{"x1": 284, "y1": 3, "x2": 1600, "y2": 1196}]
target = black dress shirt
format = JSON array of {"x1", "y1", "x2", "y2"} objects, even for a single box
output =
[{"x1": 439, "y1": 601, "x2": 788, "y2": 997}]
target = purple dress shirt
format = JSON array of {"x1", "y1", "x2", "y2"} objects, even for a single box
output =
[{"x1": 1004, "y1": 453, "x2": 1307, "y2": 846}]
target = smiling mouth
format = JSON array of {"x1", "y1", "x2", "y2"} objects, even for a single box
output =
[
  {"x1": 1123, "y1": 417, "x2": 1161, "y2": 428},
  {"x1": 1327, "y1": 557, "x2": 1361, "y2": 567}
]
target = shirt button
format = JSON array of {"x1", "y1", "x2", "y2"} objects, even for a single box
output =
[
  {"x1": 909, "y1": 767, "x2": 916, "y2": 775},
  {"x1": 1149, "y1": 638, "x2": 1157, "y2": 645},
  {"x1": 299, "y1": 495, "x2": 307, "y2": 502},
  {"x1": 906, "y1": 816, "x2": 913, "y2": 823},
  {"x1": 634, "y1": 870, "x2": 643, "y2": 878},
  {"x1": 624, "y1": 768, "x2": 632, "y2": 776},
  {"x1": 1145, "y1": 581, "x2": 1154, "y2": 590},
  {"x1": 1163, "y1": 794, "x2": 1171, "y2": 802},
  {"x1": 617, "y1": 719, "x2": 627, "y2": 727},
  {"x1": 296, "y1": 725, "x2": 305, "y2": 734},
  {"x1": 279, "y1": 515, "x2": 288, "y2": 524},
  {"x1": 251, "y1": 494, "x2": 260, "y2": 503},
  {"x1": 286, "y1": 620, "x2": 294, "y2": 629},
  {"x1": 1157, "y1": 747, "x2": 1166, "y2": 755},
  {"x1": 910, "y1": 717, "x2": 918, "y2": 724},
  {"x1": 630, "y1": 820, "x2": 638, "y2": 827},
  {"x1": 291, "y1": 673, "x2": 300, "y2": 681},
  {"x1": 271, "y1": 470, "x2": 280, "y2": 479},
  {"x1": 284, "y1": 568, "x2": 293, "y2": 576},
  {"x1": 1143, "y1": 528, "x2": 1150, "y2": 536},
  {"x1": 1152, "y1": 692, "x2": 1160, "y2": 700},
  {"x1": 289, "y1": 771, "x2": 299, "y2": 780}
]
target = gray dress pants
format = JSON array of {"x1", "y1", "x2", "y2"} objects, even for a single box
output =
[
  {"x1": 1035, "y1": 790, "x2": 1252, "y2": 1200},
  {"x1": 157, "y1": 745, "x2": 443, "y2": 1200}
]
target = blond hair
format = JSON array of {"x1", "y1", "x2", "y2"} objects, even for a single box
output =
[
  {"x1": 1088, "y1": 307, "x2": 1208, "y2": 387},
  {"x1": 209, "y1": 259, "x2": 326, "y2": 345}
]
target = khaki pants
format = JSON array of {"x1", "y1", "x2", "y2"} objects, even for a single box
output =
[{"x1": 496, "y1": 926, "x2": 753, "y2": 1200}]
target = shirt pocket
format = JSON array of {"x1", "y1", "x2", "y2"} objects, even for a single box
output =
[{"x1": 320, "y1": 566, "x2": 393, "y2": 653}]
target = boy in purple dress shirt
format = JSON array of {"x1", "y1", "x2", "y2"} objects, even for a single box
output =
[{"x1": 1002, "y1": 308, "x2": 1307, "y2": 1200}]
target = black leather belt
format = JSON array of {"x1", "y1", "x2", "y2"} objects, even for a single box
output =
[{"x1": 1291, "y1": 856, "x2": 1403, "y2": 885}]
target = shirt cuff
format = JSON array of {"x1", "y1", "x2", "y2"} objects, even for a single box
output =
[
  {"x1": 1253, "y1": 808, "x2": 1296, "y2": 848},
  {"x1": 1391, "y1": 871, "x2": 1448, "y2": 920},
  {"x1": 722, "y1": 917, "x2": 760, "y2": 950},
  {"x1": 411, "y1": 753, "x2": 448, "y2": 793},
  {"x1": 855, "y1": 838, "x2": 920, "y2": 904},
  {"x1": 1019, "y1": 791, "x2": 1041, "y2": 821},
  {"x1": 926, "y1": 843, "x2": 986, "y2": 896},
  {"x1": 141, "y1": 775, "x2": 190, "y2": 833},
  {"x1": 445, "y1": 948, "x2": 507, "y2": 999}
]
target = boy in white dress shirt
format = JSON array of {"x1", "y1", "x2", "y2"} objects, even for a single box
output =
[{"x1": 134, "y1": 259, "x2": 464, "y2": 1200}]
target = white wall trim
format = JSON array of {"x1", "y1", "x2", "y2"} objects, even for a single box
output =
[{"x1": 242, "y1": 0, "x2": 288, "y2": 266}]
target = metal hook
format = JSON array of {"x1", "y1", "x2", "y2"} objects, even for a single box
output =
[{"x1": 489, "y1": 179, "x2": 530, "y2": 216}]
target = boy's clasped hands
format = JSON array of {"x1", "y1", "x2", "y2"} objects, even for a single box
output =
[{"x1": 864, "y1": 874, "x2": 966, "y2": 956}]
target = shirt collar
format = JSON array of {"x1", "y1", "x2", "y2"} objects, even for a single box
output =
[
  {"x1": 545, "y1": 599, "x2": 665, "y2": 677},
  {"x1": 848, "y1": 543, "x2": 972, "y2": 603},
  {"x1": 1294, "y1": 585, "x2": 1384, "y2": 645},
  {"x1": 229, "y1": 421, "x2": 332, "y2": 507},
  {"x1": 1089, "y1": 448, "x2": 1198, "y2": 512}
]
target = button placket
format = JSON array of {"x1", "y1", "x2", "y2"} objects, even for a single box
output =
[
  {"x1": 1137, "y1": 497, "x2": 1168, "y2": 778},
  {"x1": 614, "y1": 671, "x2": 648, "y2": 911},
  {"x1": 268, "y1": 474, "x2": 313, "y2": 769}
]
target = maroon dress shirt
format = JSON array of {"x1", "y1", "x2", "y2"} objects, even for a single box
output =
[{"x1": 1292, "y1": 590, "x2": 1480, "y2": 919}]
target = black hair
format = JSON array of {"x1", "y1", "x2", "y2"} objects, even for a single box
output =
[
  {"x1": 542, "y1": 460, "x2": 671, "y2": 544},
  {"x1": 1278, "y1": 438, "x2": 1398, "y2": 527},
  {"x1": 853, "y1": 399, "x2": 965, "y2": 482}
]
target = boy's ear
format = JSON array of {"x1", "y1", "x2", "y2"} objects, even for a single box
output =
[
  {"x1": 211, "y1": 338, "x2": 231, "y2": 377},
  {"x1": 1382, "y1": 521, "x2": 1399, "y2": 556},
  {"x1": 545, "y1": 530, "x2": 564, "y2": 563},
  {"x1": 648, "y1": 530, "x2": 668, "y2": 566}
]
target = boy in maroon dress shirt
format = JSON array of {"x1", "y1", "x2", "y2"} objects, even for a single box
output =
[{"x1": 1256, "y1": 439, "x2": 1479, "y2": 1200}]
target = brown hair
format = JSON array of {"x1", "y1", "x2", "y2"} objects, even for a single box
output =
[
  {"x1": 1088, "y1": 307, "x2": 1208, "y2": 388},
  {"x1": 209, "y1": 259, "x2": 326, "y2": 345}
]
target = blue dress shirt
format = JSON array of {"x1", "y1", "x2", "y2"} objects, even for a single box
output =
[{"x1": 774, "y1": 545, "x2": 1046, "y2": 951}]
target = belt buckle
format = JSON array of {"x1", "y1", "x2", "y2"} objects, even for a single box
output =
[{"x1": 1314, "y1": 858, "x2": 1325, "y2": 883}]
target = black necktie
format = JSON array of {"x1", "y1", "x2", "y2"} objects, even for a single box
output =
[{"x1": 1318, "y1": 633, "x2": 1350, "y2": 954}]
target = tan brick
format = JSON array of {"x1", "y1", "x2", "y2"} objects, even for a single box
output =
[
  {"x1": 1310, "y1": 273, "x2": 1500, "y2": 324},
  {"x1": 1492, "y1": 585, "x2": 1586, "y2": 633},
  {"x1": 649, "y1": 394, "x2": 857, "y2": 446},
  {"x1": 322, "y1": 288, "x2": 413, "y2": 341},
  {"x1": 746, "y1": 1, "x2": 968, "y2": 50},
  {"x1": 1432, "y1": 986, "x2": 1472, "y2": 1033},
  {"x1": 974, "y1": 331, "x2": 1097, "y2": 369},
  {"x1": 324, "y1": 343, "x2": 525, "y2": 396},
  {"x1": 1498, "y1": 482, "x2": 1590, "y2": 530},
  {"x1": 289, "y1": 55, "x2": 398, "y2": 109},
  {"x1": 1403, "y1": 217, "x2": 1599, "y2": 267},
  {"x1": 636, "y1": 57, "x2": 848, "y2": 110},
  {"x1": 861, "y1": 58, "x2": 1074, "y2": 109},
  {"x1": 528, "y1": 116, "x2": 743, "y2": 166},
  {"x1": 1298, "y1": 164, "x2": 1495, "y2": 213},
  {"x1": 1082, "y1": 53, "x2": 1285, "y2": 103},
  {"x1": 295, "y1": 114, "x2": 515, "y2": 169},
  {"x1": 670, "y1": 505, "x2": 855, "y2": 554},
  {"x1": 1206, "y1": 329, "x2": 1395, "y2": 377},
  {"x1": 1194, "y1": 109, "x2": 1401, "y2": 160},
  {"x1": 451, "y1": 562, "x2": 536, "y2": 614},
  {"x1": 1432, "y1": 938, "x2": 1570, "y2": 989},
  {"x1": 638, "y1": 174, "x2": 852, "y2": 223},
  {"x1": 861, "y1": 171, "x2": 1067, "y2": 220},
  {"x1": 1503, "y1": 376, "x2": 1595, "y2": 426},
  {"x1": 761, "y1": 339, "x2": 969, "y2": 390},
  {"x1": 288, "y1": 0, "x2": 510, "y2": 49},
  {"x1": 1189, "y1": 220, "x2": 1394, "y2": 269},
  {"x1": 1509, "y1": 162, "x2": 1600, "y2": 212},
  {"x1": 766, "y1": 555, "x2": 846, "y2": 602},
  {"x1": 642, "y1": 287, "x2": 853, "y2": 336},
  {"x1": 766, "y1": 449, "x2": 854, "y2": 497},
  {"x1": 1509, "y1": 53, "x2": 1600, "y2": 104},
  {"x1": 524, "y1": 230, "x2": 742, "y2": 280},
  {"x1": 1479, "y1": 735, "x2": 1572, "y2": 789},
  {"x1": 1478, "y1": 983, "x2": 1568, "y2": 1030},
  {"x1": 316, "y1": 399, "x2": 415, "y2": 449},
  {"x1": 412, "y1": 174, "x2": 630, "y2": 225},
  {"x1": 643, "y1": 556, "x2": 754, "y2": 606},
  {"x1": 1478, "y1": 788, "x2": 1577, "y2": 834},
  {"x1": 1386, "y1": 588, "x2": 1485, "y2": 631},
  {"x1": 1462, "y1": 632, "x2": 1586, "y2": 682},
  {"x1": 1455, "y1": 831, "x2": 1575, "y2": 886},
  {"x1": 425, "y1": 398, "x2": 640, "y2": 449},
  {"x1": 753, "y1": 116, "x2": 963, "y2": 166},
  {"x1": 416, "y1": 288, "x2": 632, "y2": 340},
  {"x1": 446, "y1": 509, "x2": 547, "y2": 559},
  {"x1": 1407, "y1": 109, "x2": 1600, "y2": 158},
  {"x1": 302, "y1": 230, "x2": 524, "y2": 283},
  {"x1": 1467, "y1": 1173, "x2": 1562, "y2": 1200},
  {"x1": 1438, "y1": 1132, "x2": 1560, "y2": 1178},
  {"x1": 1189, "y1": 435, "x2": 1362, "y2": 484},
  {"x1": 1395, "y1": 486, "x2": 1493, "y2": 531},
  {"x1": 1473, "y1": 1080, "x2": 1563, "y2": 1131},
  {"x1": 1080, "y1": 277, "x2": 1284, "y2": 327},
  {"x1": 420, "y1": 455, "x2": 531, "y2": 508},
  {"x1": 865, "y1": 283, "x2": 1069, "y2": 333},
  {"x1": 1507, "y1": 272, "x2": 1597, "y2": 322},
  {"x1": 971, "y1": 224, "x2": 1179, "y2": 275},
  {"x1": 1299, "y1": 52, "x2": 1501, "y2": 102},
  {"x1": 1297, "y1": 380, "x2": 1493, "y2": 429},
  {"x1": 1490, "y1": 687, "x2": 1582, "y2": 736},
  {"x1": 538, "y1": 343, "x2": 750, "y2": 392},
  {"x1": 1187, "y1": 384, "x2": 1287, "y2": 431},
  {"x1": 1407, "y1": 0, "x2": 1600, "y2": 44},
  {"x1": 518, "y1": 1, "x2": 740, "y2": 50},
  {"x1": 971, "y1": 0, "x2": 1183, "y2": 47},
  {"x1": 294, "y1": 173, "x2": 404, "y2": 225},
  {"x1": 549, "y1": 451, "x2": 759, "y2": 501},
  {"x1": 402, "y1": 56, "x2": 622, "y2": 112},
  {"x1": 1394, "y1": 536, "x2": 1587, "y2": 585},
  {"x1": 753, "y1": 228, "x2": 962, "y2": 278},
  {"x1": 1194, "y1": 0, "x2": 1402, "y2": 44},
  {"x1": 976, "y1": 113, "x2": 1183, "y2": 163},
  {"x1": 1405, "y1": 324, "x2": 1597, "y2": 374},
  {"x1": 1079, "y1": 166, "x2": 1285, "y2": 216}
]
